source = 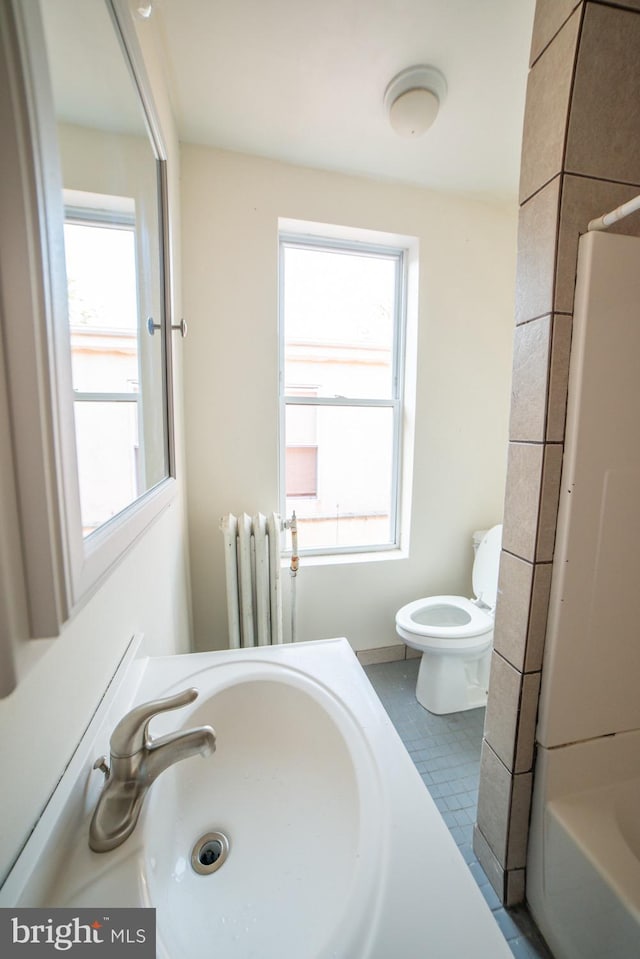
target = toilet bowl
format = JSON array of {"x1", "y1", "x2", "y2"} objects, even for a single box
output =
[{"x1": 395, "y1": 524, "x2": 502, "y2": 714}]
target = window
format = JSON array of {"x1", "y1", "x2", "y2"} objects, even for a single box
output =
[
  {"x1": 64, "y1": 206, "x2": 142, "y2": 536},
  {"x1": 285, "y1": 387, "x2": 318, "y2": 497},
  {"x1": 279, "y1": 231, "x2": 407, "y2": 555}
]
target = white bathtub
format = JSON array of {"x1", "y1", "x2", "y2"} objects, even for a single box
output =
[{"x1": 528, "y1": 729, "x2": 640, "y2": 959}]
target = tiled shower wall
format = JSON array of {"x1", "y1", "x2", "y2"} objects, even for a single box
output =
[{"x1": 474, "y1": 0, "x2": 640, "y2": 905}]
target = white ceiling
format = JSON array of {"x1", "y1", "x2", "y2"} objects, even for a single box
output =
[{"x1": 155, "y1": 0, "x2": 535, "y2": 203}]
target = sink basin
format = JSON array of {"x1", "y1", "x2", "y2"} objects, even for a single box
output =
[
  {"x1": 143, "y1": 667, "x2": 381, "y2": 958},
  {"x1": 0, "y1": 638, "x2": 513, "y2": 959}
]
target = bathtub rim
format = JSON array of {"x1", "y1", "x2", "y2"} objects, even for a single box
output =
[{"x1": 527, "y1": 728, "x2": 640, "y2": 959}]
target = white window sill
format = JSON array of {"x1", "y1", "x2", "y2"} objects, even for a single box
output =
[{"x1": 281, "y1": 546, "x2": 408, "y2": 569}]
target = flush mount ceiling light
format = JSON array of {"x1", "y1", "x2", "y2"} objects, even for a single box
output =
[{"x1": 384, "y1": 65, "x2": 447, "y2": 138}]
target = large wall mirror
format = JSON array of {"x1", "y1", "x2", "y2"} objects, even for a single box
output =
[
  {"x1": 0, "y1": 0, "x2": 175, "y2": 655},
  {"x1": 41, "y1": 0, "x2": 170, "y2": 537}
]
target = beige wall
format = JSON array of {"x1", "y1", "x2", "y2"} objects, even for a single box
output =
[
  {"x1": 474, "y1": 0, "x2": 640, "y2": 907},
  {"x1": 181, "y1": 146, "x2": 516, "y2": 653},
  {"x1": 0, "y1": 13, "x2": 192, "y2": 884}
]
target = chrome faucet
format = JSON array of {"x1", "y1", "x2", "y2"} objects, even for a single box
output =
[{"x1": 89, "y1": 687, "x2": 216, "y2": 853}]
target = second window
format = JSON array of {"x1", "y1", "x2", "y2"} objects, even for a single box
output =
[{"x1": 279, "y1": 231, "x2": 407, "y2": 555}]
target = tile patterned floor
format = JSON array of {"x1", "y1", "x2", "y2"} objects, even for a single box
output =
[{"x1": 363, "y1": 658, "x2": 555, "y2": 959}]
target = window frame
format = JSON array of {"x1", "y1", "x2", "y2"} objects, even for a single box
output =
[{"x1": 278, "y1": 231, "x2": 408, "y2": 557}]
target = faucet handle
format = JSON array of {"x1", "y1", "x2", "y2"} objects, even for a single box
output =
[{"x1": 110, "y1": 687, "x2": 199, "y2": 758}]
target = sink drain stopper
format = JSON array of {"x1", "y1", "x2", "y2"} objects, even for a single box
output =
[{"x1": 191, "y1": 831, "x2": 230, "y2": 875}]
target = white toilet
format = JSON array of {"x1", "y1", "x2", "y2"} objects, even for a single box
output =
[{"x1": 395, "y1": 524, "x2": 502, "y2": 715}]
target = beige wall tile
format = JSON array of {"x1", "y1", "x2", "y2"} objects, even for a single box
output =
[
  {"x1": 555, "y1": 175, "x2": 640, "y2": 313},
  {"x1": 514, "y1": 671, "x2": 542, "y2": 773},
  {"x1": 530, "y1": 0, "x2": 583, "y2": 65},
  {"x1": 473, "y1": 824, "x2": 506, "y2": 902},
  {"x1": 546, "y1": 313, "x2": 572, "y2": 441},
  {"x1": 520, "y1": 8, "x2": 581, "y2": 203},
  {"x1": 502, "y1": 443, "x2": 544, "y2": 561},
  {"x1": 484, "y1": 652, "x2": 521, "y2": 770},
  {"x1": 509, "y1": 315, "x2": 551, "y2": 442},
  {"x1": 494, "y1": 551, "x2": 533, "y2": 671},
  {"x1": 506, "y1": 868, "x2": 526, "y2": 907},
  {"x1": 356, "y1": 645, "x2": 405, "y2": 666},
  {"x1": 536, "y1": 443, "x2": 563, "y2": 561},
  {"x1": 494, "y1": 552, "x2": 551, "y2": 674},
  {"x1": 476, "y1": 741, "x2": 512, "y2": 864},
  {"x1": 515, "y1": 177, "x2": 560, "y2": 324},
  {"x1": 485, "y1": 659, "x2": 541, "y2": 776},
  {"x1": 507, "y1": 772, "x2": 534, "y2": 868},
  {"x1": 523, "y1": 562, "x2": 553, "y2": 671},
  {"x1": 508, "y1": 313, "x2": 571, "y2": 444},
  {"x1": 566, "y1": 4, "x2": 640, "y2": 184}
]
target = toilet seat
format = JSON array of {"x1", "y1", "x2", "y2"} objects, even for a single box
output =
[{"x1": 395, "y1": 595, "x2": 493, "y2": 653}]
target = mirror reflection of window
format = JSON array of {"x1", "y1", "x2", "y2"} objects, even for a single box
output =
[{"x1": 64, "y1": 199, "x2": 142, "y2": 535}]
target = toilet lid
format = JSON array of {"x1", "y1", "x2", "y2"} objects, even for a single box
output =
[{"x1": 472, "y1": 524, "x2": 502, "y2": 609}]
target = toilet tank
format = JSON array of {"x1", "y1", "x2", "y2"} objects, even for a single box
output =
[
  {"x1": 472, "y1": 525, "x2": 503, "y2": 609},
  {"x1": 472, "y1": 529, "x2": 488, "y2": 553}
]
